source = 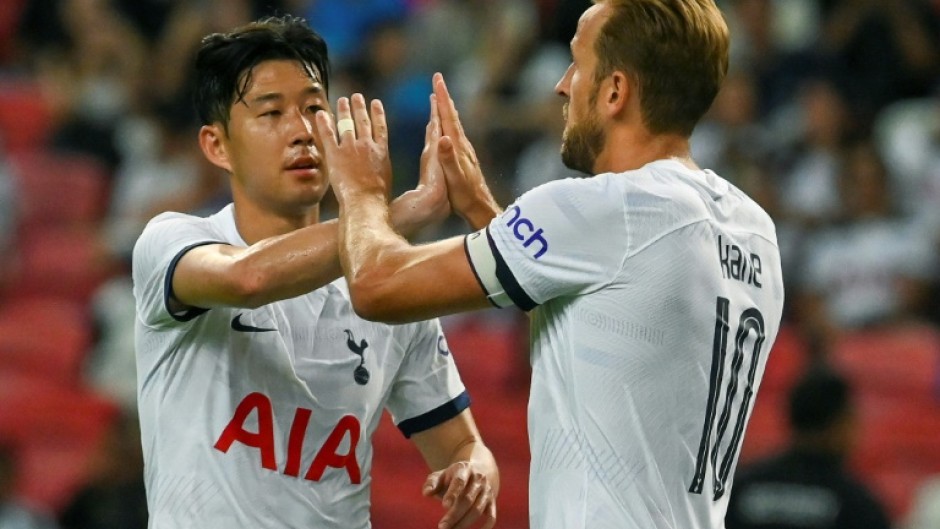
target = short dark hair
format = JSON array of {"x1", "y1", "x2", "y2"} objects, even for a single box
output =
[
  {"x1": 787, "y1": 366, "x2": 851, "y2": 434},
  {"x1": 193, "y1": 15, "x2": 330, "y2": 129},
  {"x1": 593, "y1": 0, "x2": 729, "y2": 136}
]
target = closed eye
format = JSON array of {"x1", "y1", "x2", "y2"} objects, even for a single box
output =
[{"x1": 261, "y1": 110, "x2": 282, "y2": 117}]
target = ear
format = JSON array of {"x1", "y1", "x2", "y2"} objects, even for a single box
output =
[
  {"x1": 601, "y1": 71, "x2": 631, "y2": 118},
  {"x1": 199, "y1": 124, "x2": 233, "y2": 173}
]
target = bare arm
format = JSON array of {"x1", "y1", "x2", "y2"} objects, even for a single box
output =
[
  {"x1": 412, "y1": 409, "x2": 499, "y2": 529},
  {"x1": 170, "y1": 97, "x2": 450, "y2": 312}
]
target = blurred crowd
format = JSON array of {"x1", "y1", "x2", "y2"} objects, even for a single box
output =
[{"x1": 1, "y1": 0, "x2": 940, "y2": 528}]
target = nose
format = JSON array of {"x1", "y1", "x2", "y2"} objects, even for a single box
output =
[
  {"x1": 290, "y1": 108, "x2": 315, "y2": 146},
  {"x1": 555, "y1": 64, "x2": 573, "y2": 98}
]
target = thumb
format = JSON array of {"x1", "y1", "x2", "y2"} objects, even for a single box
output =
[{"x1": 438, "y1": 136, "x2": 462, "y2": 180}]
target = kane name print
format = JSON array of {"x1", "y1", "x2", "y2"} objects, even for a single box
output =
[{"x1": 717, "y1": 235, "x2": 762, "y2": 288}]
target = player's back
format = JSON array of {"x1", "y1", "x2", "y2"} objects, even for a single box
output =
[{"x1": 521, "y1": 160, "x2": 785, "y2": 528}]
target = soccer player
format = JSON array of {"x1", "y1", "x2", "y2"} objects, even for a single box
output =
[
  {"x1": 132, "y1": 16, "x2": 498, "y2": 529},
  {"x1": 316, "y1": 1, "x2": 785, "y2": 528}
]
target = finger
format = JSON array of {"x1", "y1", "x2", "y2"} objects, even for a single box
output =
[
  {"x1": 439, "y1": 475, "x2": 484, "y2": 529},
  {"x1": 438, "y1": 136, "x2": 463, "y2": 184},
  {"x1": 441, "y1": 463, "x2": 470, "y2": 509},
  {"x1": 371, "y1": 99, "x2": 388, "y2": 147},
  {"x1": 451, "y1": 483, "x2": 493, "y2": 529},
  {"x1": 314, "y1": 111, "x2": 339, "y2": 150},
  {"x1": 482, "y1": 497, "x2": 497, "y2": 529},
  {"x1": 433, "y1": 73, "x2": 465, "y2": 140},
  {"x1": 351, "y1": 93, "x2": 372, "y2": 140},
  {"x1": 335, "y1": 97, "x2": 353, "y2": 138},
  {"x1": 423, "y1": 471, "x2": 444, "y2": 498},
  {"x1": 425, "y1": 94, "x2": 442, "y2": 145}
]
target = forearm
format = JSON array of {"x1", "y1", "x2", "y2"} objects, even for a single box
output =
[
  {"x1": 223, "y1": 220, "x2": 343, "y2": 307},
  {"x1": 218, "y1": 195, "x2": 440, "y2": 307}
]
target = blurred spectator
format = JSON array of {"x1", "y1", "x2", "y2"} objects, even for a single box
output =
[
  {"x1": 726, "y1": 366, "x2": 892, "y2": 529},
  {"x1": 25, "y1": 0, "x2": 147, "y2": 172},
  {"x1": 794, "y1": 141, "x2": 937, "y2": 338},
  {"x1": 58, "y1": 413, "x2": 147, "y2": 529},
  {"x1": 691, "y1": 69, "x2": 775, "y2": 184},
  {"x1": 0, "y1": 442, "x2": 60, "y2": 529},
  {"x1": 723, "y1": 0, "x2": 822, "y2": 120},
  {"x1": 816, "y1": 0, "x2": 940, "y2": 126},
  {"x1": 299, "y1": 0, "x2": 411, "y2": 64},
  {"x1": 775, "y1": 77, "x2": 857, "y2": 227}
]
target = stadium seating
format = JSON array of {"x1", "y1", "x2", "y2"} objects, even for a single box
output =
[
  {"x1": 0, "y1": 78, "x2": 54, "y2": 154},
  {"x1": 0, "y1": 295, "x2": 92, "y2": 384},
  {"x1": 0, "y1": 371, "x2": 119, "y2": 512}
]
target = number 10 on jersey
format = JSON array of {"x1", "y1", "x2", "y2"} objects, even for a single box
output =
[{"x1": 689, "y1": 296, "x2": 766, "y2": 500}]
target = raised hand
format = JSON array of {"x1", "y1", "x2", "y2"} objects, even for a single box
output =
[
  {"x1": 423, "y1": 460, "x2": 497, "y2": 529},
  {"x1": 432, "y1": 73, "x2": 501, "y2": 230},
  {"x1": 315, "y1": 93, "x2": 391, "y2": 204}
]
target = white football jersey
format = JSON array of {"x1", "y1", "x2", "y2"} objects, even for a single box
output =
[
  {"x1": 466, "y1": 159, "x2": 784, "y2": 529},
  {"x1": 133, "y1": 204, "x2": 468, "y2": 529}
]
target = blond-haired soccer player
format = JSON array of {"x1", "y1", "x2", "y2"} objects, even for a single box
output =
[
  {"x1": 318, "y1": 1, "x2": 784, "y2": 528},
  {"x1": 133, "y1": 15, "x2": 498, "y2": 529}
]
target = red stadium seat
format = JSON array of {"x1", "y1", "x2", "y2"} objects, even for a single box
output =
[
  {"x1": 0, "y1": 296, "x2": 93, "y2": 384},
  {"x1": 0, "y1": 371, "x2": 119, "y2": 513},
  {"x1": 0, "y1": 79, "x2": 54, "y2": 154},
  {"x1": 6, "y1": 226, "x2": 118, "y2": 304},
  {"x1": 8, "y1": 150, "x2": 111, "y2": 231},
  {"x1": 831, "y1": 324, "x2": 940, "y2": 400}
]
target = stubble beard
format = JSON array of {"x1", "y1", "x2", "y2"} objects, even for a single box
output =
[{"x1": 560, "y1": 104, "x2": 604, "y2": 175}]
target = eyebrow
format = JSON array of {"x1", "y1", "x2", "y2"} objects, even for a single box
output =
[{"x1": 248, "y1": 85, "x2": 325, "y2": 106}]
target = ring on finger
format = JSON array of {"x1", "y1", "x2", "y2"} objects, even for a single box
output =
[{"x1": 337, "y1": 118, "x2": 355, "y2": 136}]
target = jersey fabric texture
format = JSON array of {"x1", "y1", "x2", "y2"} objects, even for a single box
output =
[
  {"x1": 133, "y1": 204, "x2": 468, "y2": 529},
  {"x1": 466, "y1": 159, "x2": 785, "y2": 529}
]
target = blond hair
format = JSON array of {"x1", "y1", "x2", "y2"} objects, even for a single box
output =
[{"x1": 592, "y1": 0, "x2": 729, "y2": 136}]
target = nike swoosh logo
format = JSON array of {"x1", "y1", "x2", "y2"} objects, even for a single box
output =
[{"x1": 231, "y1": 314, "x2": 277, "y2": 333}]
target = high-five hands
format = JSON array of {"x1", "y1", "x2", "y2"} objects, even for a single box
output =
[
  {"x1": 431, "y1": 73, "x2": 501, "y2": 230},
  {"x1": 423, "y1": 460, "x2": 498, "y2": 529},
  {"x1": 315, "y1": 72, "x2": 499, "y2": 230}
]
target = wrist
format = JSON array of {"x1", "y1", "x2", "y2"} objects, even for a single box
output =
[
  {"x1": 460, "y1": 190, "x2": 501, "y2": 231},
  {"x1": 333, "y1": 183, "x2": 386, "y2": 208}
]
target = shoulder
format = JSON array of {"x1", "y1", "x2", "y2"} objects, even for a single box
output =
[{"x1": 138, "y1": 211, "x2": 210, "y2": 240}]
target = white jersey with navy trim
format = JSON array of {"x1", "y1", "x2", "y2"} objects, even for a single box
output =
[
  {"x1": 133, "y1": 204, "x2": 468, "y2": 529},
  {"x1": 466, "y1": 159, "x2": 784, "y2": 529}
]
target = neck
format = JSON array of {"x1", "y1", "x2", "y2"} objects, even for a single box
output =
[
  {"x1": 594, "y1": 126, "x2": 698, "y2": 174},
  {"x1": 231, "y1": 195, "x2": 320, "y2": 245}
]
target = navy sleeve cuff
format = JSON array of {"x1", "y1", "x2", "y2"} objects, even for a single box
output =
[
  {"x1": 397, "y1": 391, "x2": 471, "y2": 438},
  {"x1": 163, "y1": 241, "x2": 224, "y2": 322}
]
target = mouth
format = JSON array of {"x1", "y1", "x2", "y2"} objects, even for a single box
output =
[{"x1": 284, "y1": 156, "x2": 320, "y2": 177}]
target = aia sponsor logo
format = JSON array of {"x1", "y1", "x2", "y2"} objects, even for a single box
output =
[{"x1": 214, "y1": 392, "x2": 362, "y2": 483}]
